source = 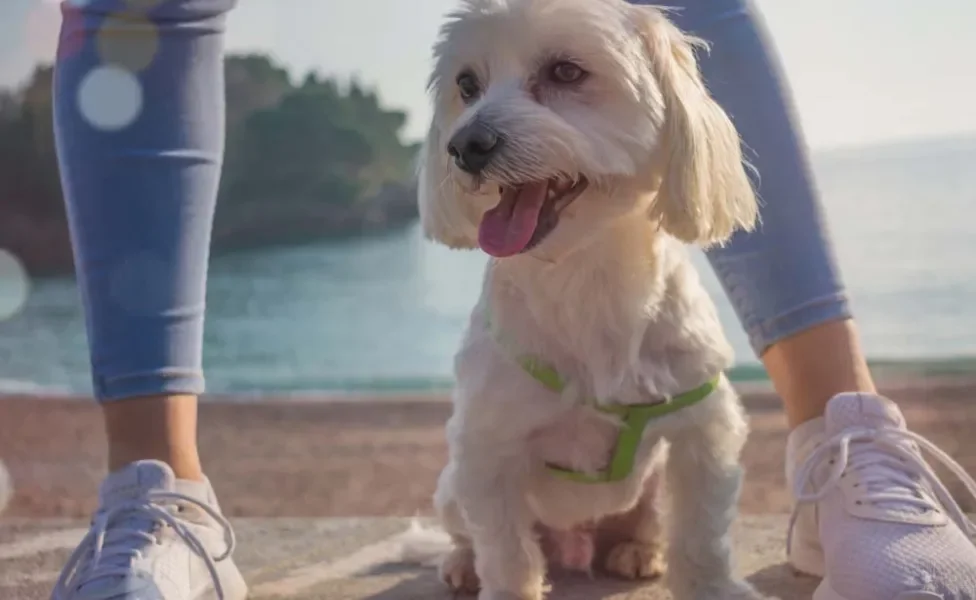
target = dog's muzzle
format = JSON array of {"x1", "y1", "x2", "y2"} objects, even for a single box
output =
[{"x1": 447, "y1": 121, "x2": 502, "y2": 175}]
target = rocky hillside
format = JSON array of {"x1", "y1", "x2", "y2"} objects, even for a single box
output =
[{"x1": 0, "y1": 55, "x2": 421, "y2": 276}]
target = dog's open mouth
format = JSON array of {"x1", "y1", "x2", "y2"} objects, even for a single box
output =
[{"x1": 477, "y1": 177, "x2": 589, "y2": 257}]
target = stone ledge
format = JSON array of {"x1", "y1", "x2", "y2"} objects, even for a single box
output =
[{"x1": 0, "y1": 514, "x2": 819, "y2": 599}]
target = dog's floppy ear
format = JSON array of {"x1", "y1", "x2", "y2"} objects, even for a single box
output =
[
  {"x1": 635, "y1": 8, "x2": 758, "y2": 246},
  {"x1": 417, "y1": 118, "x2": 480, "y2": 248}
]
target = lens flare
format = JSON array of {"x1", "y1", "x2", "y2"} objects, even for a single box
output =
[
  {"x1": 96, "y1": 13, "x2": 159, "y2": 72},
  {"x1": 0, "y1": 460, "x2": 11, "y2": 515},
  {"x1": 0, "y1": 249, "x2": 30, "y2": 322},
  {"x1": 77, "y1": 65, "x2": 143, "y2": 131}
]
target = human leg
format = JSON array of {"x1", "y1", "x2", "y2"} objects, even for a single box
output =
[
  {"x1": 658, "y1": 0, "x2": 874, "y2": 427},
  {"x1": 101, "y1": 393, "x2": 202, "y2": 478},
  {"x1": 52, "y1": 1, "x2": 244, "y2": 598},
  {"x1": 55, "y1": 0, "x2": 235, "y2": 477},
  {"x1": 652, "y1": 1, "x2": 976, "y2": 598}
]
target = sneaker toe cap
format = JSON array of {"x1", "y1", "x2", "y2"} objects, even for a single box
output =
[
  {"x1": 72, "y1": 571, "x2": 164, "y2": 600},
  {"x1": 826, "y1": 528, "x2": 976, "y2": 600}
]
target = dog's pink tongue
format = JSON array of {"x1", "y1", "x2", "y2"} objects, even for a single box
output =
[{"x1": 478, "y1": 182, "x2": 548, "y2": 257}]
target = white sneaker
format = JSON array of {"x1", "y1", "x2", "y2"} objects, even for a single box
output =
[
  {"x1": 51, "y1": 460, "x2": 248, "y2": 600},
  {"x1": 786, "y1": 392, "x2": 976, "y2": 600}
]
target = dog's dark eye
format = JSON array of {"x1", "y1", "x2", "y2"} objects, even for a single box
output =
[
  {"x1": 549, "y1": 61, "x2": 586, "y2": 85},
  {"x1": 456, "y1": 71, "x2": 481, "y2": 102}
]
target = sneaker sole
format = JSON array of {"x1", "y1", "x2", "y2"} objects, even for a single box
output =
[
  {"x1": 788, "y1": 537, "x2": 848, "y2": 600},
  {"x1": 812, "y1": 580, "x2": 945, "y2": 600},
  {"x1": 198, "y1": 558, "x2": 248, "y2": 600},
  {"x1": 791, "y1": 540, "x2": 946, "y2": 600},
  {"x1": 788, "y1": 534, "x2": 825, "y2": 578}
]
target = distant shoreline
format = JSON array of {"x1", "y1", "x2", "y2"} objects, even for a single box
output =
[{"x1": 3, "y1": 357, "x2": 973, "y2": 401}]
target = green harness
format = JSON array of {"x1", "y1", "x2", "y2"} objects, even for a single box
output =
[{"x1": 487, "y1": 311, "x2": 718, "y2": 484}]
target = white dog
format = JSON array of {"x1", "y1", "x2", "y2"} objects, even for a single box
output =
[{"x1": 418, "y1": 1, "x2": 764, "y2": 598}]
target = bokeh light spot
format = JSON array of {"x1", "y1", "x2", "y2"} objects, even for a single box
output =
[
  {"x1": 54, "y1": 3, "x2": 89, "y2": 63},
  {"x1": 44, "y1": 0, "x2": 93, "y2": 7},
  {"x1": 97, "y1": 13, "x2": 159, "y2": 72},
  {"x1": 25, "y1": 2, "x2": 62, "y2": 63},
  {"x1": 0, "y1": 249, "x2": 30, "y2": 322},
  {"x1": 77, "y1": 65, "x2": 144, "y2": 131},
  {"x1": 0, "y1": 460, "x2": 11, "y2": 515}
]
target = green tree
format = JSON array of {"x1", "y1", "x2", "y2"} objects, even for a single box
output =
[{"x1": 0, "y1": 55, "x2": 420, "y2": 275}]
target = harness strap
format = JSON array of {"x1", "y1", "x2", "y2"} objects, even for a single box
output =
[
  {"x1": 545, "y1": 376, "x2": 719, "y2": 483},
  {"x1": 486, "y1": 307, "x2": 719, "y2": 484}
]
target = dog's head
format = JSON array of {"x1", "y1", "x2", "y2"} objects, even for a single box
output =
[{"x1": 418, "y1": 0, "x2": 757, "y2": 258}]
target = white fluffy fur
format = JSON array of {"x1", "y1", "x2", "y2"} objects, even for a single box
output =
[{"x1": 418, "y1": 1, "x2": 765, "y2": 599}]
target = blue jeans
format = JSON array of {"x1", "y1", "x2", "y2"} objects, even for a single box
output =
[{"x1": 53, "y1": 0, "x2": 851, "y2": 402}]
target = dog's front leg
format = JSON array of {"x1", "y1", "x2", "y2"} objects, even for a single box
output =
[
  {"x1": 664, "y1": 392, "x2": 767, "y2": 600},
  {"x1": 600, "y1": 466, "x2": 666, "y2": 580},
  {"x1": 455, "y1": 448, "x2": 546, "y2": 600}
]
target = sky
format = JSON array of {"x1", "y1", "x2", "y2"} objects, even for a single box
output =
[{"x1": 2, "y1": 0, "x2": 975, "y2": 149}]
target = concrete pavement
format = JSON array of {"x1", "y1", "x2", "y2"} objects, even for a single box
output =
[{"x1": 0, "y1": 515, "x2": 819, "y2": 599}]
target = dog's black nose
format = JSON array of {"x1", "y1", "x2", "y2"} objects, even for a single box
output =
[{"x1": 447, "y1": 122, "x2": 500, "y2": 175}]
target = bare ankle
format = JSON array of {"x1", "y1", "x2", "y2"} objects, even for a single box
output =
[
  {"x1": 102, "y1": 394, "x2": 205, "y2": 480},
  {"x1": 762, "y1": 319, "x2": 876, "y2": 429}
]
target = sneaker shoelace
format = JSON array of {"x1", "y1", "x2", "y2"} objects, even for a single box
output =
[
  {"x1": 787, "y1": 426, "x2": 976, "y2": 556},
  {"x1": 52, "y1": 490, "x2": 236, "y2": 600}
]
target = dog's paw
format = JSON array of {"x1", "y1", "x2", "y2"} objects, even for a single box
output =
[
  {"x1": 604, "y1": 541, "x2": 666, "y2": 580},
  {"x1": 440, "y1": 546, "x2": 480, "y2": 594}
]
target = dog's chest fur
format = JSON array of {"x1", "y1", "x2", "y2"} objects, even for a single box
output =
[
  {"x1": 481, "y1": 219, "x2": 730, "y2": 406},
  {"x1": 459, "y1": 218, "x2": 733, "y2": 506}
]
